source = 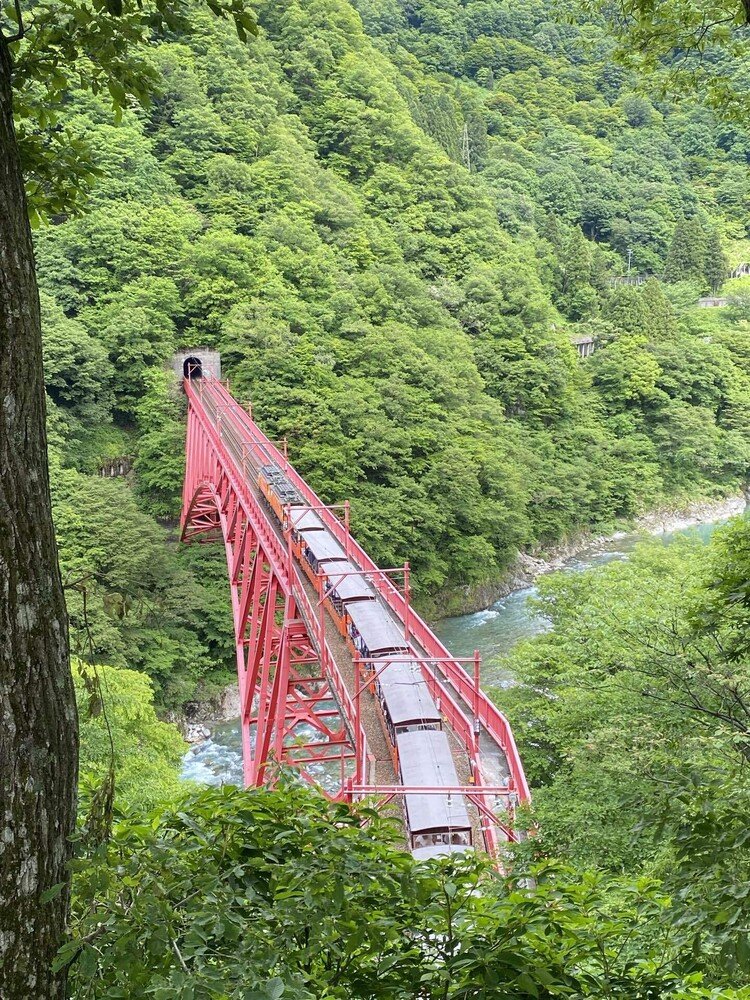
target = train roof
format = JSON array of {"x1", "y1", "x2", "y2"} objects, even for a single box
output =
[
  {"x1": 260, "y1": 464, "x2": 300, "y2": 504},
  {"x1": 346, "y1": 601, "x2": 409, "y2": 654},
  {"x1": 290, "y1": 507, "x2": 325, "y2": 533},
  {"x1": 397, "y1": 730, "x2": 471, "y2": 834},
  {"x1": 378, "y1": 661, "x2": 440, "y2": 727},
  {"x1": 324, "y1": 560, "x2": 374, "y2": 603},
  {"x1": 301, "y1": 530, "x2": 348, "y2": 565}
]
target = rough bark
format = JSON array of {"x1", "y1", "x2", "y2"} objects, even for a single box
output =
[{"x1": 0, "y1": 38, "x2": 78, "y2": 999}]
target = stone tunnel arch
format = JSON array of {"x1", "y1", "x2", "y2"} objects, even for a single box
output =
[{"x1": 171, "y1": 349, "x2": 221, "y2": 383}]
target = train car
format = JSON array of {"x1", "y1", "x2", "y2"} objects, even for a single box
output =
[
  {"x1": 375, "y1": 660, "x2": 442, "y2": 764},
  {"x1": 321, "y1": 560, "x2": 375, "y2": 620},
  {"x1": 296, "y1": 527, "x2": 349, "y2": 583},
  {"x1": 323, "y1": 562, "x2": 373, "y2": 607},
  {"x1": 396, "y1": 730, "x2": 473, "y2": 860},
  {"x1": 345, "y1": 600, "x2": 409, "y2": 661},
  {"x1": 289, "y1": 506, "x2": 325, "y2": 538},
  {"x1": 258, "y1": 463, "x2": 302, "y2": 523}
]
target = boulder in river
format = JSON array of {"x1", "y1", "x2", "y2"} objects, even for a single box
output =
[{"x1": 185, "y1": 724, "x2": 211, "y2": 745}]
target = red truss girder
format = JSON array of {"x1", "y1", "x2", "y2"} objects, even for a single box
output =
[{"x1": 181, "y1": 404, "x2": 356, "y2": 793}]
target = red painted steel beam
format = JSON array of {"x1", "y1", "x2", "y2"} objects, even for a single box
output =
[
  {"x1": 181, "y1": 390, "x2": 364, "y2": 795},
  {"x1": 192, "y1": 377, "x2": 530, "y2": 806},
  {"x1": 181, "y1": 374, "x2": 530, "y2": 854}
]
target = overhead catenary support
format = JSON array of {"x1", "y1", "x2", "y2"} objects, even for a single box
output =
[{"x1": 181, "y1": 393, "x2": 363, "y2": 792}]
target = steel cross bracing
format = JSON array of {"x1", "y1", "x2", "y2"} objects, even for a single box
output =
[
  {"x1": 182, "y1": 387, "x2": 365, "y2": 790},
  {"x1": 181, "y1": 375, "x2": 531, "y2": 853}
]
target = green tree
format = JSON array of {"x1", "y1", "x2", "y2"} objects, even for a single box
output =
[
  {"x1": 76, "y1": 662, "x2": 185, "y2": 809},
  {"x1": 704, "y1": 224, "x2": 728, "y2": 292},
  {"x1": 1, "y1": 5, "x2": 253, "y2": 985},
  {"x1": 664, "y1": 218, "x2": 708, "y2": 287},
  {"x1": 556, "y1": 227, "x2": 598, "y2": 320},
  {"x1": 41, "y1": 292, "x2": 114, "y2": 423},
  {"x1": 501, "y1": 518, "x2": 750, "y2": 874},
  {"x1": 62, "y1": 782, "x2": 715, "y2": 997},
  {"x1": 32, "y1": 0, "x2": 750, "y2": 628},
  {"x1": 583, "y1": 0, "x2": 750, "y2": 119}
]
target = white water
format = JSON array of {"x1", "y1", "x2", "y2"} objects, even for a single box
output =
[
  {"x1": 433, "y1": 521, "x2": 724, "y2": 686},
  {"x1": 181, "y1": 719, "x2": 244, "y2": 786}
]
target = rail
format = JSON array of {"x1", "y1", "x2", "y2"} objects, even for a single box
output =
[{"x1": 185, "y1": 378, "x2": 371, "y2": 784}]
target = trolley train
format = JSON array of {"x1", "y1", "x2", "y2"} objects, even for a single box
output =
[{"x1": 258, "y1": 459, "x2": 473, "y2": 860}]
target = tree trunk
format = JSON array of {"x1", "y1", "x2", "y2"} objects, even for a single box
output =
[{"x1": 0, "y1": 39, "x2": 78, "y2": 999}]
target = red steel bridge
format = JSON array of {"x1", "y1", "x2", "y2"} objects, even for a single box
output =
[{"x1": 181, "y1": 373, "x2": 530, "y2": 856}]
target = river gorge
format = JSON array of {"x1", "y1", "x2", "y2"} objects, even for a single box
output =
[{"x1": 181, "y1": 497, "x2": 744, "y2": 786}]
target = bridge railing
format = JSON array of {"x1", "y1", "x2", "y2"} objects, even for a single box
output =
[{"x1": 191, "y1": 376, "x2": 530, "y2": 806}]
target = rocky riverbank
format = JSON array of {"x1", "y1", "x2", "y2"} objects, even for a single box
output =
[
  {"x1": 168, "y1": 683, "x2": 239, "y2": 746},
  {"x1": 428, "y1": 493, "x2": 746, "y2": 619}
]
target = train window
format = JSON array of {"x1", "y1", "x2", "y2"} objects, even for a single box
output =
[
  {"x1": 450, "y1": 832, "x2": 471, "y2": 846},
  {"x1": 412, "y1": 833, "x2": 454, "y2": 849}
]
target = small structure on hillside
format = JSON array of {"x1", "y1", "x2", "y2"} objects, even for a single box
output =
[
  {"x1": 697, "y1": 297, "x2": 728, "y2": 308},
  {"x1": 570, "y1": 334, "x2": 596, "y2": 358},
  {"x1": 98, "y1": 456, "x2": 133, "y2": 478},
  {"x1": 171, "y1": 348, "x2": 222, "y2": 381},
  {"x1": 608, "y1": 275, "x2": 646, "y2": 287}
]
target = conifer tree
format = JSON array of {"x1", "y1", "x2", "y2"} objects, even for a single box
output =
[
  {"x1": 557, "y1": 227, "x2": 597, "y2": 319},
  {"x1": 640, "y1": 278, "x2": 678, "y2": 340},
  {"x1": 704, "y1": 224, "x2": 728, "y2": 292},
  {"x1": 664, "y1": 217, "x2": 706, "y2": 286}
]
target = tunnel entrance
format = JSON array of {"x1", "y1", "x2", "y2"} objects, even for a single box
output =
[
  {"x1": 172, "y1": 348, "x2": 220, "y2": 383},
  {"x1": 183, "y1": 356, "x2": 203, "y2": 379}
]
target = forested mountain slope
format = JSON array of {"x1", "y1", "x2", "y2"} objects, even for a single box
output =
[{"x1": 38, "y1": 0, "x2": 750, "y2": 701}]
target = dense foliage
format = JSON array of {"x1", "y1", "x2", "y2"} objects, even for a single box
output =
[
  {"x1": 63, "y1": 518, "x2": 750, "y2": 995},
  {"x1": 15, "y1": 0, "x2": 750, "y2": 992},
  {"x1": 75, "y1": 661, "x2": 186, "y2": 808},
  {"x1": 35, "y1": 0, "x2": 750, "y2": 680},
  {"x1": 581, "y1": 0, "x2": 750, "y2": 120},
  {"x1": 63, "y1": 781, "x2": 750, "y2": 999},
  {"x1": 496, "y1": 515, "x2": 750, "y2": 983},
  {"x1": 52, "y1": 462, "x2": 234, "y2": 705}
]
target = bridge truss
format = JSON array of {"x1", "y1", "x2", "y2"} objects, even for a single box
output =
[{"x1": 181, "y1": 375, "x2": 530, "y2": 854}]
